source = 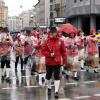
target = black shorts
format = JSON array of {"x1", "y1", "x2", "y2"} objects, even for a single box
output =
[
  {"x1": 1, "y1": 56, "x2": 10, "y2": 68},
  {"x1": 46, "y1": 65, "x2": 60, "y2": 80}
]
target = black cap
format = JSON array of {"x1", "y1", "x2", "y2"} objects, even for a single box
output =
[
  {"x1": 33, "y1": 27, "x2": 36, "y2": 30},
  {"x1": 25, "y1": 30, "x2": 31, "y2": 35},
  {"x1": 49, "y1": 26, "x2": 57, "y2": 32}
]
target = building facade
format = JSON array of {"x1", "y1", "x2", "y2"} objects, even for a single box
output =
[
  {"x1": 19, "y1": 11, "x2": 30, "y2": 29},
  {"x1": 4, "y1": 6, "x2": 8, "y2": 27},
  {"x1": 50, "y1": 0, "x2": 61, "y2": 25},
  {"x1": 19, "y1": 8, "x2": 36, "y2": 29},
  {"x1": 66, "y1": 0, "x2": 100, "y2": 34},
  {"x1": 50, "y1": 0, "x2": 67, "y2": 26},
  {"x1": 35, "y1": 0, "x2": 66, "y2": 27},
  {"x1": 49, "y1": 0, "x2": 100, "y2": 34},
  {"x1": 28, "y1": 8, "x2": 37, "y2": 27},
  {"x1": 8, "y1": 8, "x2": 36, "y2": 31},
  {"x1": 35, "y1": 0, "x2": 50, "y2": 27},
  {"x1": 0, "y1": 0, "x2": 8, "y2": 27},
  {"x1": 8, "y1": 16, "x2": 22, "y2": 31}
]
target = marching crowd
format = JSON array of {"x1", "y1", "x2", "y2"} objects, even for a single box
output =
[{"x1": 0, "y1": 24, "x2": 99, "y2": 99}]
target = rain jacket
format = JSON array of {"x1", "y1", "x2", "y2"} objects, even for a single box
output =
[
  {"x1": 86, "y1": 36, "x2": 98, "y2": 56},
  {"x1": 0, "y1": 33, "x2": 13, "y2": 56},
  {"x1": 35, "y1": 34, "x2": 45, "y2": 57},
  {"x1": 65, "y1": 37, "x2": 79, "y2": 57},
  {"x1": 42, "y1": 33, "x2": 66, "y2": 66},
  {"x1": 24, "y1": 36, "x2": 38, "y2": 56},
  {"x1": 76, "y1": 36, "x2": 84, "y2": 50}
]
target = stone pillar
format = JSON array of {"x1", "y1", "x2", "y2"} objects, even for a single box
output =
[
  {"x1": 77, "y1": 17, "x2": 82, "y2": 28},
  {"x1": 90, "y1": 15, "x2": 96, "y2": 29}
]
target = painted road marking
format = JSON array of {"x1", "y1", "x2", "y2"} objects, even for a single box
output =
[
  {"x1": 58, "y1": 98, "x2": 71, "y2": 100},
  {"x1": 65, "y1": 81, "x2": 97, "y2": 85},
  {"x1": 82, "y1": 81, "x2": 97, "y2": 84},
  {"x1": 94, "y1": 94, "x2": 100, "y2": 96},
  {"x1": 24, "y1": 85, "x2": 41, "y2": 88},
  {"x1": 65, "y1": 82, "x2": 78, "y2": 85},
  {"x1": 2, "y1": 87, "x2": 17, "y2": 90},
  {"x1": 74, "y1": 96, "x2": 91, "y2": 99}
]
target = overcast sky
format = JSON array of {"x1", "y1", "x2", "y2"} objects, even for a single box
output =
[{"x1": 5, "y1": 0, "x2": 38, "y2": 16}]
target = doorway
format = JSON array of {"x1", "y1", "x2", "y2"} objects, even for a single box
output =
[{"x1": 82, "y1": 16, "x2": 90, "y2": 36}]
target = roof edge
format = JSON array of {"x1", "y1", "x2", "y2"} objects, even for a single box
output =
[{"x1": 34, "y1": 0, "x2": 40, "y2": 7}]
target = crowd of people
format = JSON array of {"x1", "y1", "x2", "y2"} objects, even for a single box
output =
[{"x1": 0, "y1": 24, "x2": 99, "y2": 99}]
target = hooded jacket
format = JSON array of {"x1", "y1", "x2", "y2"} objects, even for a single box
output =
[
  {"x1": 86, "y1": 35, "x2": 98, "y2": 56},
  {"x1": 42, "y1": 32, "x2": 66, "y2": 66},
  {"x1": 65, "y1": 37, "x2": 79, "y2": 57},
  {"x1": 86, "y1": 28, "x2": 98, "y2": 56},
  {"x1": 0, "y1": 32, "x2": 13, "y2": 56}
]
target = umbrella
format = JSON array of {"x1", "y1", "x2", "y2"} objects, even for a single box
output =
[
  {"x1": 59, "y1": 23, "x2": 76, "y2": 34},
  {"x1": 31, "y1": 31, "x2": 36, "y2": 36}
]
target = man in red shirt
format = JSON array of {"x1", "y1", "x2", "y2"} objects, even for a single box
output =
[{"x1": 42, "y1": 26, "x2": 66, "y2": 99}]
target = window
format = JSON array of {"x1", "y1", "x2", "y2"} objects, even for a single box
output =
[
  {"x1": 74, "y1": 0, "x2": 77, "y2": 3},
  {"x1": 80, "y1": 0, "x2": 83, "y2": 1},
  {"x1": 50, "y1": 5, "x2": 53, "y2": 11},
  {"x1": 50, "y1": 0, "x2": 53, "y2": 3},
  {"x1": 50, "y1": 12, "x2": 53, "y2": 19}
]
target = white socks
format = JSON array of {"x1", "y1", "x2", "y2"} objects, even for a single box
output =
[
  {"x1": 81, "y1": 60, "x2": 84, "y2": 69},
  {"x1": 47, "y1": 80, "x2": 60, "y2": 93},
  {"x1": 74, "y1": 72, "x2": 77, "y2": 77},
  {"x1": 42, "y1": 73, "x2": 46, "y2": 79},
  {"x1": 39, "y1": 74, "x2": 42, "y2": 86},
  {"x1": 26, "y1": 77, "x2": 30, "y2": 86},
  {"x1": 61, "y1": 66, "x2": 64, "y2": 71},
  {"x1": 55, "y1": 80, "x2": 60, "y2": 93},
  {"x1": 0, "y1": 68, "x2": 5, "y2": 77},
  {"x1": 39, "y1": 73, "x2": 46, "y2": 86},
  {"x1": 6, "y1": 68, "x2": 10, "y2": 78},
  {"x1": 0, "y1": 69, "x2": 2, "y2": 77},
  {"x1": 47, "y1": 79, "x2": 51, "y2": 89}
]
